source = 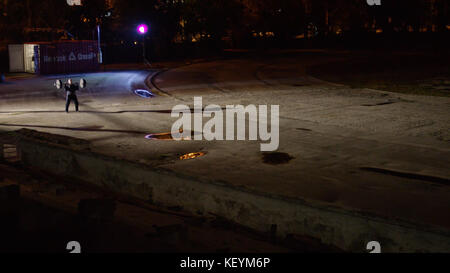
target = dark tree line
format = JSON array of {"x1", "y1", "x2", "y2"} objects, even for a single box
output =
[
  {"x1": 0, "y1": 0, "x2": 448, "y2": 46},
  {"x1": 110, "y1": 0, "x2": 450, "y2": 45},
  {"x1": 0, "y1": 0, "x2": 110, "y2": 42}
]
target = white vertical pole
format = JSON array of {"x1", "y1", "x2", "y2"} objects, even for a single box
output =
[{"x1": 97, "y1": 25, "x2": 103, "y2": 64}]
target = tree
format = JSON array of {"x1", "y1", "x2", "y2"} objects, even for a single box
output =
[
  {"x1": 181, "y1": 0, "x2": 243, "y2": 42},
  {"x1": 243, "y1": 0, "x2": 305, "y2": 40}
]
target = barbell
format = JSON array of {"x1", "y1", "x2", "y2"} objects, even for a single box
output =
[{"x1": 54, "y1": 78, "x2": 87, "y2": 89}]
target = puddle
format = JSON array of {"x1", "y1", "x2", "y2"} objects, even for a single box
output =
[
  {"x1": 145, "y1": 130, "x2": 201, "y2": 141},
  {"x1": 262, "y1": 152, "x2": 294, "y2": 165},
  {"x1": 179, "y1": 152, "x2": 206, "y2": 160},
  {"x1": 145, "y1": 132, "x2": 175, "y2": 140},
  {"x1": 134, "y1": 89, "x2": 154, "y2": 98}
]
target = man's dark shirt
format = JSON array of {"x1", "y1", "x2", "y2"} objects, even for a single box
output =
[{"x1": 64, "y1": 83, "x2": 79, "y2": 95}]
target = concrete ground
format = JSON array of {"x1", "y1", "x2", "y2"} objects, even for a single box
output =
[{"x1": 0, "y1": 51, "x2": 449, "y2": 250}]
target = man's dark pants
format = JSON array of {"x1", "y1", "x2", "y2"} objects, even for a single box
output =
[{"x1": 66, "y1": 94, "x2": 79, "y2": 112}]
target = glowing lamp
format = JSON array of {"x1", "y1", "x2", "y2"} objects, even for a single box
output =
[{"x1": 137, "y1": 24, "x2": 148, "y2": 35}]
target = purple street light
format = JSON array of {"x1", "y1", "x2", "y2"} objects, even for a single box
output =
[
  {"x1": 137, "y1": 24, "x2": 150, "y2": 65},
  {"x1": 137, "y1": 24, "x2": 148, "y2": 35}
]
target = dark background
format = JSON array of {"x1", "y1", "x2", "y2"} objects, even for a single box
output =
[{"x1": 0, "y1": 0, "x2": 449, "y2": 70}]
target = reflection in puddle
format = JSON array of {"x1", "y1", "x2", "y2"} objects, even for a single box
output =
[
  {"x1": 145, "y1": 130, "x2": 202, "y2": 141},
  {"x1": 179, "y1": 152, "x2": 206, "y2": 160},
  {"x1": 134, "y1": 89, "x2": 154, "y2": 98},
  {"x1": 145, "y1": 132, "x2": 175, "y2": 140}
]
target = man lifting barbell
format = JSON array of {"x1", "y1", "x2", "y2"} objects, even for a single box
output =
[
  {"x1": 65, "y1": 79, "x2": 79, "y2": 113},
  {"x1": 54, "y1": 78, "x2": 86, "y2": 113}
]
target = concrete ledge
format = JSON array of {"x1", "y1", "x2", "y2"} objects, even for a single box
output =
[{"x1": 13, "y1": 133, "x2": 450, "y2": 252}]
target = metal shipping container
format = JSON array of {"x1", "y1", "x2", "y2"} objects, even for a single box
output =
[
  {"x1": 8, "y1": 44, "x2": 25, "y2": 72},
  {"x1": 39, "y1": 41, "x2": 99, "y2": 74},
  {"x1": 8, "y1": 41, "x2": 99, "y2": 75}
]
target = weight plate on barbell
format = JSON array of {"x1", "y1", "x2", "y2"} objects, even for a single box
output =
[
  {"x1": 55, "y1": 79, "x2": 62, "y2": 89},
  {"x1": 80, "y1": 78, "x2": 87, "y2": 88}
]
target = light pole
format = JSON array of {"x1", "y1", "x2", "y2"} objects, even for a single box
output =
[
  {"x1": 66, "y1": 0, "x2": 103, "y2": 64},
  {"x1": 137, "y1": 24, "x2": 149, "y2": 66},
  {"x1": 97, "y1": 25, "x2": 103, "y2": 64}
]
